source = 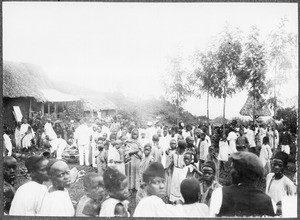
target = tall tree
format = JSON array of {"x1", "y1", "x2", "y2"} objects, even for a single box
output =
[
  {"x1": 237, "y1": 26, "x2": 270, "y2": 124},
  {"x1": 163, "y1": 56, "x2": 191, "y2": 125},
  {"x1": 267, "y1": 17, "x2": 297, "y2": 145},
  {"x1": 189, "y1": 51, "x2": 219, "y2": 122},
  {"x1": 212, "y1": 26, "x2": 243, "y2": 134}
]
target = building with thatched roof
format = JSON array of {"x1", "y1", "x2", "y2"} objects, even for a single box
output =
[
  {"x1": 81, "y1": 96, "x2": 117, "y2": 118},
  {"x1": 3, "y1": 61, "x2": 79, "y2": 127},
  {"x1": 239, "y1": 96, "x2": 271, "y2": 119}
]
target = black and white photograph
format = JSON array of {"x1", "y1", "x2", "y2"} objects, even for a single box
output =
[{"x1": 2, "y1": 1, "x2": 298, "y2": 218}]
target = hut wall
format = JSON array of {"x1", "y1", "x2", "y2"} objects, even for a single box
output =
[
  {"x1": 100, "y1": 109, "x2": 116, "y2": 118},
  {"x1": 3, "y1": 97, "x2": 30, "y2": 129}
]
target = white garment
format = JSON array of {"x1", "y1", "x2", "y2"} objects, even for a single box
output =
[
  {"x1": 265, "y1": 173, "x2": 296, "y2": 205},
  {"x1": 282, "y1": 195, "x2": 297, "y2": 217},
  {"x1": 99, "y1": 197, "x2": 129, "y2": 217},
  {"x1": 14, "y1": 127, "x2": 22, "y2": 151},
  {"x1": 39, "y1": 186, "x2": 75, "y2": 216},
  {"x1": 246, "y1": 129, "x2": 256, "y2": 148},
  {"x1": 20, "y1": 123, "x2": 30, "y2": 137},
  {"x1": 145, "y1": 126, "x2": 156, "y2": 140},
  {"x1": 44, "y1": 122, "x2": 57, "y2": 140},
  {"x1": 100, "y1": 125, "x2": 111, "y2": 138},
  {"x1": 281, "y1": 145, "x2": 290, "y2": 155},
  {"x1": 10, "y1": 181, "x2": 47, "y2": 216},
  {"x1": 259, "y1": 144, "x2": 272, "y2": 167},
  {"x1": 78, "y1": 144, "x2": 90, "y2": 166},
  {"x1": 74, "y1": 124, "x2": 92, "y2": 146},
  {"x1": 205, "y1": 135, "x2": 211, "y2": 147},
  {"x1": 227, "y1": 131, "x2": 237, "y2": 154},
  {"x1": 177, "y1": 203, "x2": 209, "y2": 217},
  {"x1": 199, "y1": 140, "x2": 209, "y2": 161},
  {"x1": 3, "y1": 134, "x2": 12, "y2": 156},
  {"x1": 160, "y1": 135, "x2": 171, "y2": 168},
  {"x1": 134, "y1": 195, "x2": 183, "y2": 217},
  {"x1": 218, "y1": 140, "x2": 229, "y2": 162}
]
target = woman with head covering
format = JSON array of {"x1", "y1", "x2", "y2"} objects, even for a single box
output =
[
  {"x1": 39, "y1": 159, "x2": 74, "y2": 216},
  {"x1": 124, "y1": 128, "x2": 143, "y2": 194}
]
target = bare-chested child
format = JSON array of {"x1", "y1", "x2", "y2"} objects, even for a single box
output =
[{"x1": 76, "y1": 173, "x2": 105, "y2": 217}]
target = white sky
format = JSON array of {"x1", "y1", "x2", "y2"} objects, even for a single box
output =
[{"x1": 3, "y1": 2, "x2": 298, "y2": 119}]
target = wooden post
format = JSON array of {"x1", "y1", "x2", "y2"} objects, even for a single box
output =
[
  {"x1": 48, "y1": 103, "x2": 50, "y2": 114},
  {"x1": 41, "y1": 103, "x2": 45, "y2": 115}
]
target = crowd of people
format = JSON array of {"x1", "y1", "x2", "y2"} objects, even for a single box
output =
[{"x1": 3, "y1": 115, "x2": 298, "y2": 217}]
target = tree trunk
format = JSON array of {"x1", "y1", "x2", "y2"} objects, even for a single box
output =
[
  {"x1": 207, "y1": 90, "x2": 210, "y2": 122},
  {"x1": 223, "y1": 85, "x2": 226, "y2": 136}
]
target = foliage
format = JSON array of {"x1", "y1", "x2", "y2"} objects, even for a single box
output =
[
  {"x1": 238, "y1": 26, "x2": 270, "y2": 105},
  {"x1": 65, "y1": 101, "x2": 84, "y2": 122},
  {"x1": 267, "y1": 17, "x2": 298, "y2": 110},
  {"x1": 164, "y1": 56, "x2": 191, "y2": 109},
  {"x1": 275, "y1": 107, "x2": 298, "y2": 134}
]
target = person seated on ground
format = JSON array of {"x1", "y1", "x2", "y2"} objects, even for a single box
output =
[
  {"x1": 210, "y1": 151, "x2": 276, "y2": 217},
  {"x1": 75, "y1": 173, "x2": 105, "y2": 217},
  {"x1": 199, "y1": 161, "x2": 221, "y2": 206},
  {"x1": 99, "y1": 167, "x2": 130, "y2": 217},
  {"x1": 179, "y1": 177, "x2": 209, "y2": 217},
  {"x1": 133, "y1": 162, "x2": 183, "y2": 217},
  {"x1": 3, "y1": 156, "x2": 17, "y2": 214},
  {"x1": 39, "y1": 159, "x2": 74, "y2": 216},
  {"x1": 265, "y1": 151, "x2": 296, "y2": 215},
  {"x1": 10, "y1": 155, "x2": 49, "y2": 216}
]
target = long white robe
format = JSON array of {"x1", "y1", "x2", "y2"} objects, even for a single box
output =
[
  {"x1": 39, "y1": 186, "x2": 75, "y2": 216},
  {"x1": 10, "y1": 181, "x2": 48, "y2": 216},
  {"x1": 44, "y1": 122, "x2": 57, "y2": 141}
]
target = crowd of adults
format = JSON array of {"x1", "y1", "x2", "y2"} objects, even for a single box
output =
[{"x1": 3, "y1": 114, "x2": 297, "y2": 217}]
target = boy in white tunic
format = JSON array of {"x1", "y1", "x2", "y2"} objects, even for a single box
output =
[
  {"x1": 40, "y1": 160, "x2": 74, "y2": 216},
  {"x1": 134, "y1": 162, "x2": 183, "y2": 217},
  {"x1": 10, "y1": 155, "x2": 49, "y2": 216}
]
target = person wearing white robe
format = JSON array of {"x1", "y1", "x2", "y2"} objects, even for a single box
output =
[
  {"x1": 10, "y1": 155, "x2": 49, "y2": 216},
  {"x1": 3, "y1": 133, "x2": 13, "y2": 156},
  {"x1": 44, "y1": 119, "x2": 57, "y2": 141},
  {"x1": 39, "y1": 160, "x2": 74, "y2": 216},
  {"x1": 227, "y1": 129, "x2": 238, "y2": 154}
]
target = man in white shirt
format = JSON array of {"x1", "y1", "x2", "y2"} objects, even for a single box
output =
[
  {"x1": 10, "y1": 156, "x2": 49, "y2": 216},
  {"x1": 44, "y1": 118, "x2": 57, "y2": 141},
  {"x1": 74, "y1": 121, "x2": 93, "y2": 166}
]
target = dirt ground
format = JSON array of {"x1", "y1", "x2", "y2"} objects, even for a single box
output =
[{"x1": 13, "y1": 149, "x2": 296, "y2": 216}]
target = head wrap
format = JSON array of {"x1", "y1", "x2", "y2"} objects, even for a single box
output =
[
  {"x1": 143, "y1": 162, "x2": 164, "y2": 183},
  {"x1": 273, "y1": 151, "x2": 289, "y2": 167},
  {"x1": 203, "y1": 161, "x2": 216, "y2": 173}
]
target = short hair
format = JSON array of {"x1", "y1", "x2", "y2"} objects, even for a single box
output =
[
  {"x1": 25, "y1": 155, "x2": 46, "y2": 173},
  {"x1": 152, "y1": 134, "x2": 159, "y2": 142},
  {"x1": 178, "y1": 140, "x2": 187, "y2": 149},
  {"x1": 262, "y1": 136, "x2": 269, "y2": 145},
  {"x1": 83, "y1": 173, "x2": 102, "y2": 189},
  {"x1": 180, "y1": 178, "x2": 200, "y2": 204},
  {"x1": 273, "y1": 151, "x2": 289, "y2": 167},
  {"x1": 144, "y1": 143, "x2": 152, "y2": 149},
  {"x1": 3, "y1": 156, "x2": 17, "y2": 168},
  {"x1": 103, "y1": 167, "x2": 126, "y2": 192}
]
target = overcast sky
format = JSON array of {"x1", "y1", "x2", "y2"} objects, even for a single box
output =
[{"x1": 3, "y1": 2, "x2": 298, "y2": 119}]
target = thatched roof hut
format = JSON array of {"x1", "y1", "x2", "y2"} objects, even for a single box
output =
[
  {"x1": 3, "y1": 61, "x2": 55, "y2": 101},
  {"x1": 210, "y1": 116, "x2": 229, "y2": 127},
  {"x1": 239, "y1": 96, "x2": 271, "y2": 117},
  {"x1": 3, "y1": 61, "x2": 79, "y2": 102},
  {"x1": 81, "y1": 96, "x2": 117, "y2": 112}
]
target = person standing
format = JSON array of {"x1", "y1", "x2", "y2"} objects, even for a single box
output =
[
  {"x1": 74, "y1": 120, "x2": 93, "y2": 166},
  {"x1": 209, "y1": 152, "x2": 275, "y2": 217},
  {"x1": 14, "y1": 122, "x2": 22, "y2": 152},
  {"x1": 279, "y1": 126, "x2": 292, "y2": 155},
  {"x1": 3, "y1": 156, "x2": 17, "y2": 215},
  {"x1": 10, "y1": 156, "x2": 49, "y2": 216},
  {"x1": 44, "y1": 118, "x2": 57, "y2": 141},
  {"x1": 124, "y1": 129, "x2": 143, "y2": 194},
  {"x1": 227, "y1": 127, "x2": 237, "y2": 155}
]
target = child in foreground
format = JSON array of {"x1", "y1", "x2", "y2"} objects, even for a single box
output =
[
  {"x1": 99, "y1": 167, "x2": 130, "y2": 217},
  {"x1": 133, "y1": 162, "x2": 183, "y2": 217},
  {"x1": 75, "y1": 173, "x2": 105, "y2": 217},
  {"x1": 179, "y1": 177, "x2": 209, "y2": 217}
]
